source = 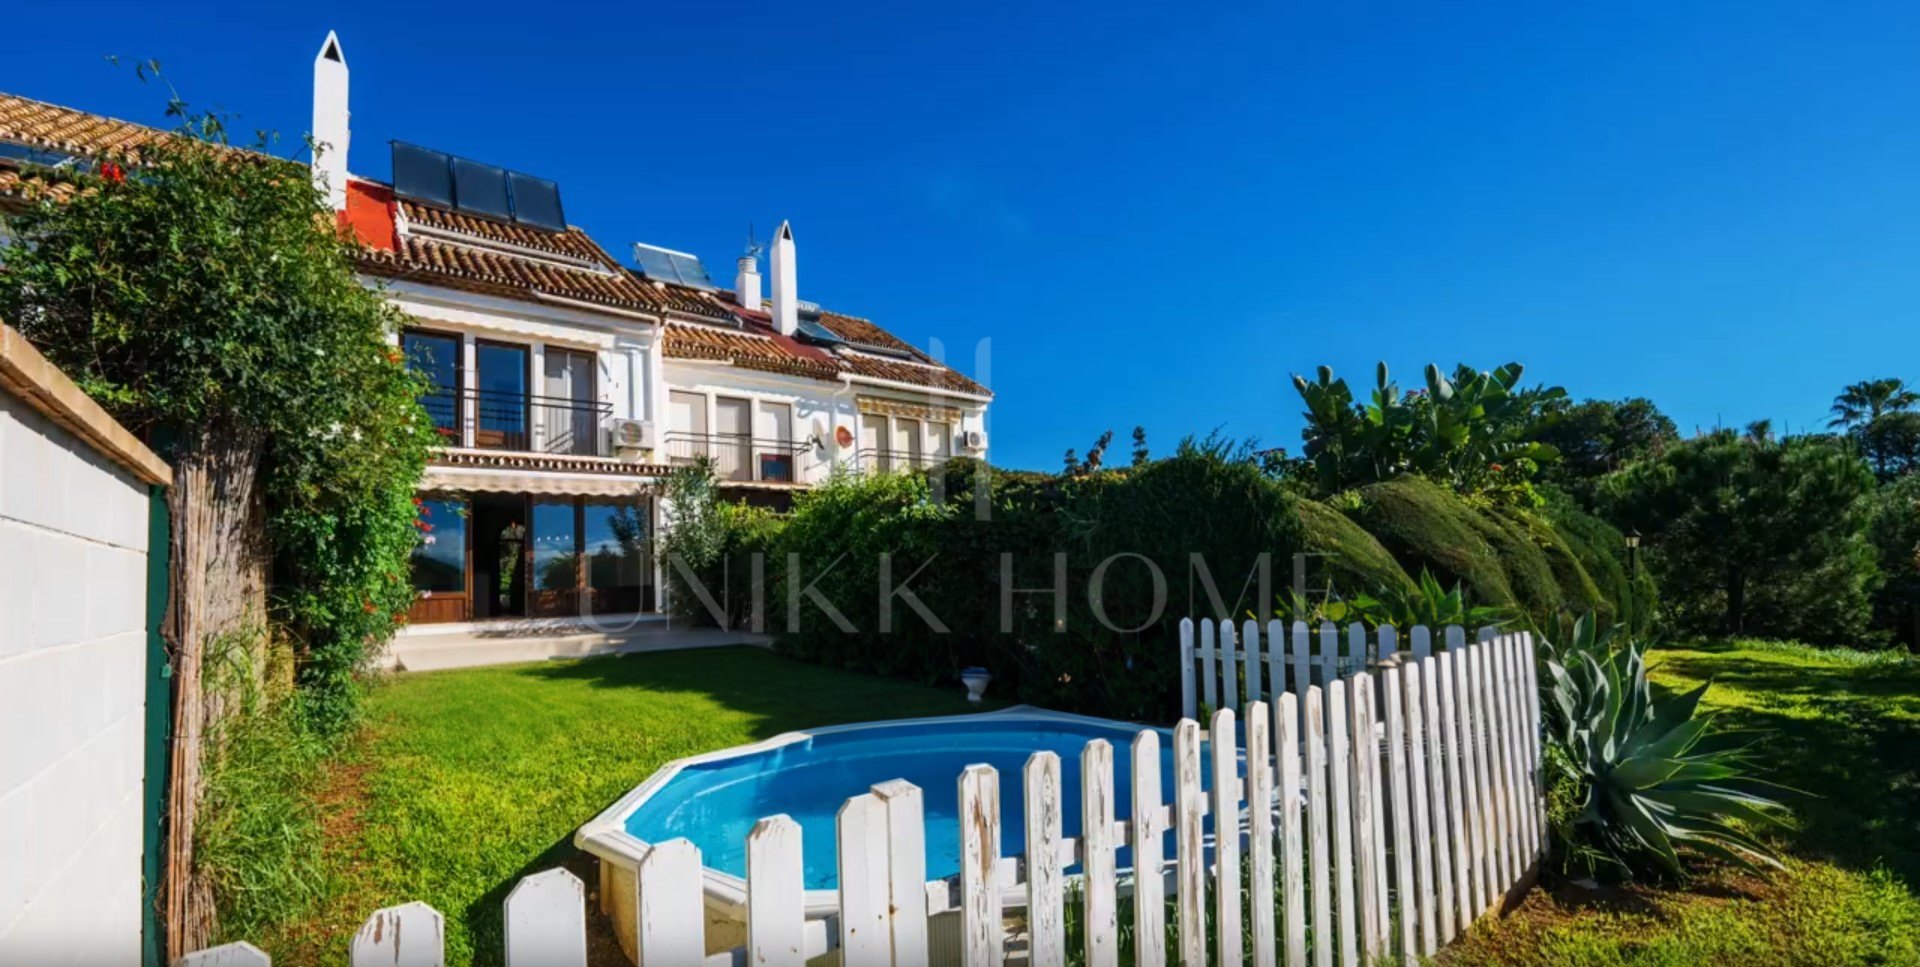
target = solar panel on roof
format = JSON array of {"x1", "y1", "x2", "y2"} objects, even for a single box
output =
[
  {"x1": 508, "y1": 172, "x2": 565, "y2": 231},
  {"x1": 390, "y1": 142, "x2": 571, "y2": 232},
  {"x1": 632, "y1": 243, "x2": 714, "y2": 289},
  {"x1": 631, "y1": 245, "x2": 679, "y2": 284},
  {"x1": 668, "y1": 252, "x2": 713, "y2": 288},
  {"x1": 391, "y1": 142, "x2": 453, "y2": 207},
  {"x1": 795, "y1": 318, "x2": 847, "y2": 345},
  {"x1": 451, "y1": 157, "x2": 511, "y2": 221}
]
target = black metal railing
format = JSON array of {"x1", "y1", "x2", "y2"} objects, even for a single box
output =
[
  {"x1": 855, "y1": 448, "x2": 947, "y2": 475},
  {"x1": 664, "y1": 432, "x2": 809, "y2": 483},
  {"x1": 420, "y1": 386, "x2": 614, "y2": 456}
]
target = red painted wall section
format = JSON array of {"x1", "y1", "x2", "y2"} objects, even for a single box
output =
[{"x1": 337, "y1": 178, "x2": 397, "y2": 251}]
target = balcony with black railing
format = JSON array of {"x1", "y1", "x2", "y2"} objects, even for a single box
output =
[
  {"x1": 854, "y1": 448, "x2": 948, "y2": 475},
  {"x1": 664, "y1": 432, "x2": 809, "y2": 483},
  {"x1": 420, "y1": 386, "x2": 614, "y2": 456}
]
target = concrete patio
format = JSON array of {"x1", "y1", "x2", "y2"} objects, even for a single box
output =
[{"x1": 383, "y1": 615, "x2": 770, "y2": 672}]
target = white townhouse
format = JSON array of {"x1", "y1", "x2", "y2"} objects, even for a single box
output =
[{"x1": 0, "y1": 32, "x2": 993, "y2": 633}]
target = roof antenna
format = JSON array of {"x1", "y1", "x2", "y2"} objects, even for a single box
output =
[{"x1": 744, "y1": 223, "x2": 764, "y2": 260}]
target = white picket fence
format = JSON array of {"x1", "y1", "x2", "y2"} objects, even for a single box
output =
[
  {"x1": 181, "y1": 630, "x2": 1544, "y2": 967},
  {"x1": 1179, "y1": 617, "x2": 1484, "y2": 728}
]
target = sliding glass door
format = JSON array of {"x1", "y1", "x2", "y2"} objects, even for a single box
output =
[
  {"x1": 401, "y1": 330, "x2": 461, "y2": 440},
  {"x1": 541, "y1": 348, "x2": 597, "y2": 456},
  {"x1": 474, "y1": 342, "x2": 529, "y2": 450}
]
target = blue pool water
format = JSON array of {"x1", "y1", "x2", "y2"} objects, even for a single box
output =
[{"x1": 622, "y1": 714, "x2": 1221, "y2": 889}]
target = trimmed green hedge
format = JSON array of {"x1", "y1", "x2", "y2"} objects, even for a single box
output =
[
  {"x1": 1501, "y1": 507, "x2": 1610, "y2": 621},
  {"x1": 1340, "y1": 476, "x2": 1642, "y2": 631},
  {"x1": 1539, "y1": 492, "x2": 1658, "y2": 635},
  {"x1": 1349, "y1": 477, "x2": 1519, "y2": 608},
  {"x1": 690, "y1": 460, "x2": 1643, "y2": 722},
  {"x1": 1298, "y1": 498, "x2": 1416, "y2": 598},
  {"x1": 1464, "y1": 507, "x2": 1563, "y2": 619},
  {"x1": 758, "y1": 452, "x2": 1304, "y2": 722}
]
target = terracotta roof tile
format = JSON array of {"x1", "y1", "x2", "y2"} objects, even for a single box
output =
[
  {"x1": 837, "y1": 350, "x2": 990, "y2": 396},
  {"x1": 0, "y1": 92, "x2": 168, "y2": 157},
  {"x1": 816, "y1": 311, "x2": 922, "y2": 357},
  {"x1": 631, "y1": 275, "x2": 739, "y2": 323},
  {"x1": 0, "y1": 165, "x2": 83, "y2": 203},
  {"x1": 359, "y1": 233, "x2": 670, "y2": 315},
  {"x1": 663, "y1": 321, "x2": 843, "y2": 380},
  {"x1": 400, "y1": 199, "x2": 602, "y2": 261}
]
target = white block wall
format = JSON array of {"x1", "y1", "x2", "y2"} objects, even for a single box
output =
[{"x1": 0, "y1": 393, "x2": 151, "y2": 965}]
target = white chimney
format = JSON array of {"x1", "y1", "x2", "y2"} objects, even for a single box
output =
[
  {"x1": 770, "y1": 221, "x2": 798, "y2": 336},
  {"x1": 735, "y1": 251, "x2": 762, "y2": 313},
  {"x1": 311, "y1": 31, "x2": 350, "y2": 212}
]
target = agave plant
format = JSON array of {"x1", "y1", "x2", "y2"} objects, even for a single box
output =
[
  {"x1": 1542, "y1": 617, "x2": 1790, "y2": 878},
  {"x1": 1351, "y1": 568, "x2": 1512, "y2": 631}
]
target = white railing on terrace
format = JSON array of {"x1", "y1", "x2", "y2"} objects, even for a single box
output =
[{"x1": 179, "y1": 628, "x2": 1544, "y2": 967}]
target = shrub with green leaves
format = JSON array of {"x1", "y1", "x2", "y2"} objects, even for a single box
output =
[
  {"x1": 1600, "y1": 429, "x2": 1877, "y2": 645},
  {"x1": 1541, "y1": 616, "x2": 1790, "y2": 879},
  {"x1": 0, "y1": 100, "x2": 434, "y2": 732},
  {"x1": 1352, "y1": 568, "x2": 1512, "y2": 630},
  {"x1": 1292, "y1": 360, "x2": 1563, "y2": 500}
]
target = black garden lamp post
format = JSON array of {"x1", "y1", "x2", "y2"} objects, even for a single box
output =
[{"x1": 1625, "y1": 529, "x2": 1641, "y2": 578}]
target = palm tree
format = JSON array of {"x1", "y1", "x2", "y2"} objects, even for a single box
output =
[{"x1": 1829, "y1": 378, "x2": 1920, "y2": 430}]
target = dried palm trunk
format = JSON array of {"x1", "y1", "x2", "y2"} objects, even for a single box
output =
[{"x1": 160, "y1": 422, "x2": 268, "y2": 960}]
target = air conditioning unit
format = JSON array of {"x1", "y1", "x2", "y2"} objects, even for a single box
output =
[
  {"x1": 962, "y1": 429, "x2": 987, "y2": 451},
  {"x1": 607, "y1": 418, "x2": 655, "y2": 456}
]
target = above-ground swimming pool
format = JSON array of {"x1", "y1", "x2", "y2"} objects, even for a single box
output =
[{"x1": 576, "y1": 707, "x2": 1226, "y2": 921}]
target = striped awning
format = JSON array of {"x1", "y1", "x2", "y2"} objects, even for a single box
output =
[{"x1": 419, "y1": 464, "x2": 659, "y2": 498}]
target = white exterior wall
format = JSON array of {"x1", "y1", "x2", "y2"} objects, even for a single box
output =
[
  {"x1": 0, "y1": 395, "x2": 151, "y2": 965},
  {"x1": 662, "y1": 359, "x2": 989, "y2": 483},
  {"x1": 380, "y1": 280, "x2": 662, "y2": 458},
  {"x1": 378, "y1": 280, "x2": 989, "y2": 477}
]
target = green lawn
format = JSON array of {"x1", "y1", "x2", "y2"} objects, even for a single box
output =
[
  {"x1": 258, "y1": 638, "x2": 1920, "y2": 965},
  {"x1": 258, "y1": 646, "x2": 992, "y2": 965},
  {"x1": 1444, "y1": 639, "x2": 1920, "y2": 966}
]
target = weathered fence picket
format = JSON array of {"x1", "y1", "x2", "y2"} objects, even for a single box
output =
[
  {"x1": 350, "y1": 902, "x2": 443, "y2": 967},
  {"x1": 959, "y1": 765, "x2": 1003, "y2": 967},
  {"x1": 504, "y1": 868, "x2": 585, "y2": 967},
  {"x1": 1080, "y1": 741, "x2": 1119, "y2": 967},
  {"x1": 199, "y1": 633, "x2": 1547, "y2": 967},
  {"x1": 1384, "y1": 668, "x2": 1417, "y2": 966},
  {"x1": 746, "y1": 815, "x2": 804, "y2": 967},
  {"x1": 1305, "y1": 686, "x2": 1333, "y2": 967},
  {"x1": 1276, "y1": 693, "x2": 1308, "y2": 967},
  {"x1": 1247, "y1": 702, "x2": 1277, "y2": 967},
  {"x1": 1348, "y1": 673, "x2": 1382, "y2": 961},
  {"x1": 174, "y1": 943, "x2": 270, "y2": 967},
  {"x1": 1212, "y1": 707, "x2": 1244, "y2": 967},
  {"x1": 1327, "y1": 680, "x2": 1359, "y2": 967},
  {"x1": 637, "y1": 840, "x2": 703, "y2": 967},
  {"x1": 1175, "y1": 719, "x2": 1208, "y2": 967},
  {"x1": 837, "y1": 793, "x2": 891, "y2": 967},
  {"x1": 1130, "y1": 730, "x2": 1169, "y2": 967},
  {"x1": 1024, "y1": 752, "x2": 1066, "y2": 967}
]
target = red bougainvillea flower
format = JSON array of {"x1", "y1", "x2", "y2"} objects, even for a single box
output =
[
  {"x1": 385, "y1": 348, "x2": 404, "y2": 364},
  {"x1": 362, "y1": 598, "x2": 377, "y2": 614},
  {"x1": 1489, "y1": 463, "x2": 1505, "y2": 472},
  {"x1": 99, "y1": 162, "x2": 126, "y2": 184}
]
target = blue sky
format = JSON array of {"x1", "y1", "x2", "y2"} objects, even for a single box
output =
[{"x1": 6, "y1": 1, "x2": 1920, "y2": 470}]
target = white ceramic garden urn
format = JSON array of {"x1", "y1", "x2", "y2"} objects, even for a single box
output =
[{"x1": 960, "y1": 667, "x2": 992, "y2": 704}]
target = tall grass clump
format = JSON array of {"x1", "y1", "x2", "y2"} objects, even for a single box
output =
[{"x1": 195, "y1": 628, "x2": 333, "y2": 942}]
